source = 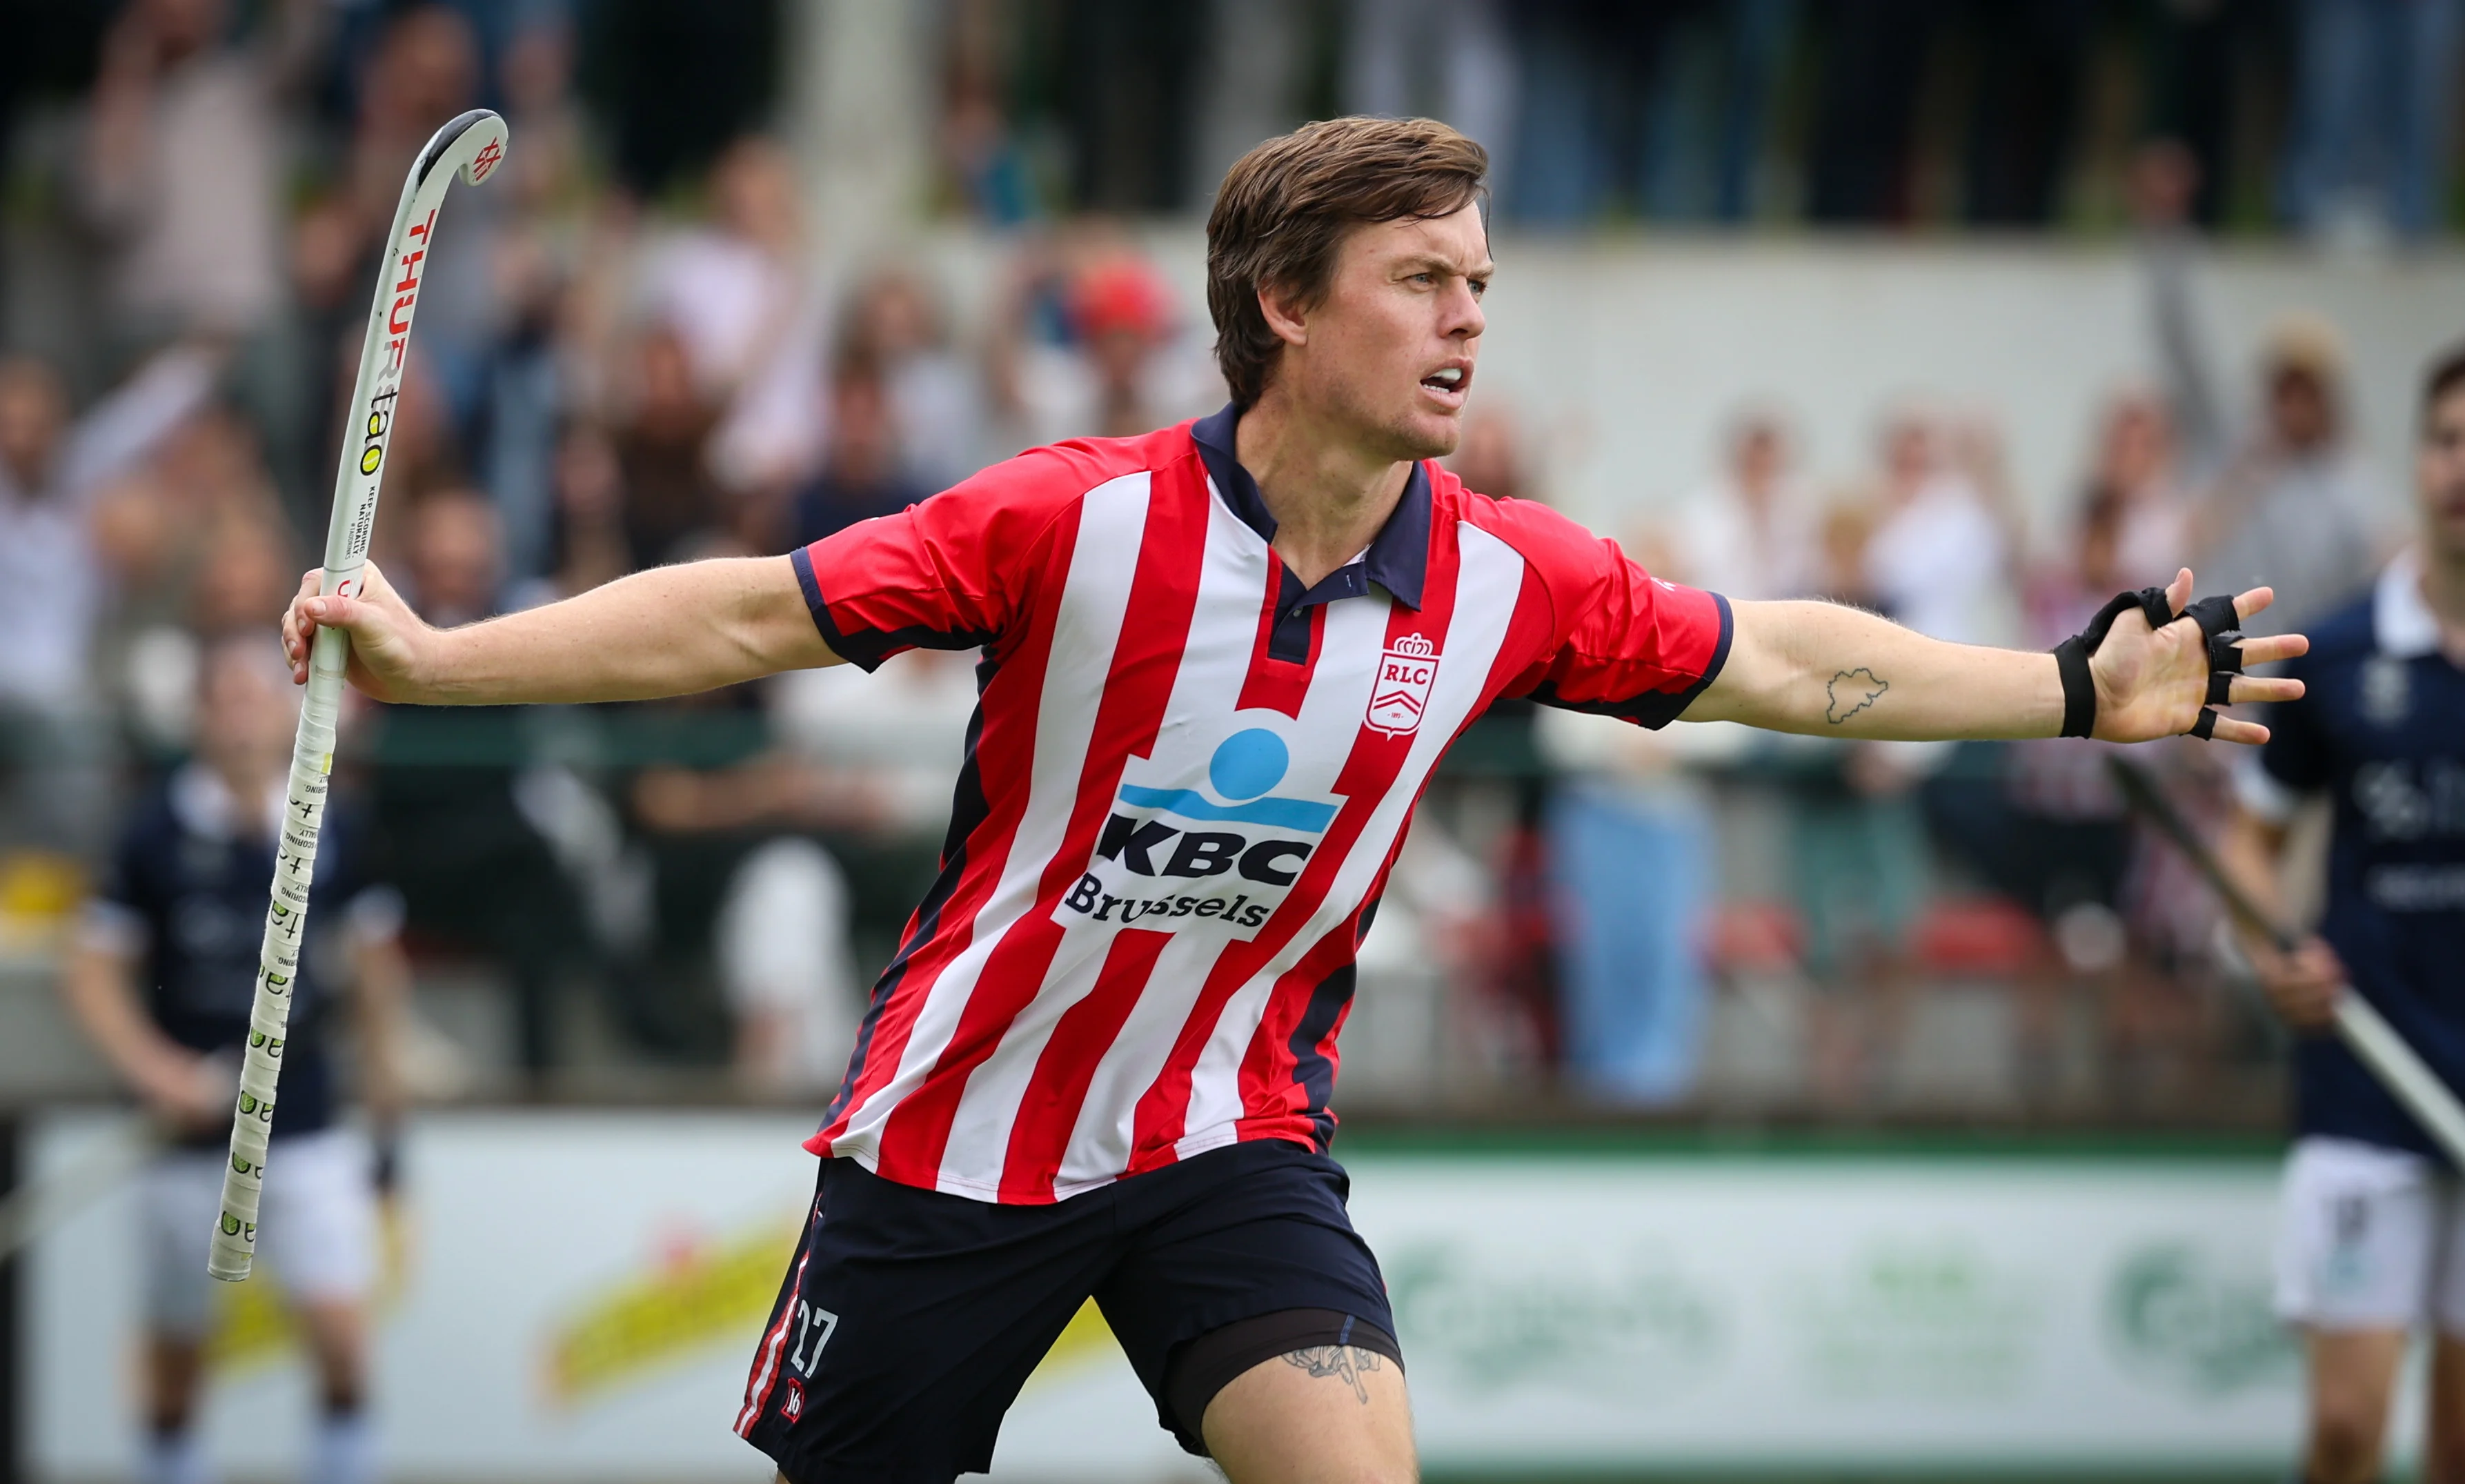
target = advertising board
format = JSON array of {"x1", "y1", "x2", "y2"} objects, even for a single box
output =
[{"x1": 22, "y1": 1113, "x2": 2328, "y2": 1480}]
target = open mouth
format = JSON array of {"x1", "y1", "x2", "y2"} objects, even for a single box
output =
[{"x1": 1420, "y1": 366, "x2": 1469, "y2": 398}]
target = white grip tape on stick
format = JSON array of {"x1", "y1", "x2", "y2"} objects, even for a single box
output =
[
  {"x1": 209, "y1": 109, "x2": 505, "y2": 1283},
  {"x1": 205, "y1": 650, "x2": 340, "y2": 1280}
]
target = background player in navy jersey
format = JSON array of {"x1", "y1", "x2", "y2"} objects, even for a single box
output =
[
  {"x1": 63, "y1": 637, "x2": 409, "y2": 1484},
  {"x1": 279, "y1": 118, "x2": 2304, "y2": 1484},
  {"x1": 2221, "y1": 347, "x2": 2465, "y2": 1484}
]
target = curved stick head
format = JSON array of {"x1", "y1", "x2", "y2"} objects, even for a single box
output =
[{"x1": 413, "y1": 108, "x2": 511, "y2": 192}]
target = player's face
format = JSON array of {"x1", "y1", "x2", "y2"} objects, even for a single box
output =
[
  {"x1": 1285, "y1": 203, "x2": 1490, "y2": 462},
  {"x1": 195, "y1": 651, "x2": 299, "y2": 777},
  {"x1": 2419, "y1": 386, "x2": 2465, "y2": 561}
]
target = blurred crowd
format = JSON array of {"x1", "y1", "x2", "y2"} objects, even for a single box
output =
[
  {"x1": 935, "y1": 0, "x2": 2462, "y2": 241},
  {"x1": 0, "y1": 0, "x2": 2430, "y2": 1116}
]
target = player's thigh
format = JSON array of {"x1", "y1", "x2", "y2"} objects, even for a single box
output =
[
  {"x1": 137, "y1": 1149, "x2": 226, "y2": 1339},
  {"x1": 259, "y1": 1128, "x2": 379, "y2": 1310},
  {"x1": 2277, "y1": 1137, "x2": 2439, "y2": 1332},
  {"x1": 1201, "y1": 1343, "x2": 1415, "y2": 1484}
]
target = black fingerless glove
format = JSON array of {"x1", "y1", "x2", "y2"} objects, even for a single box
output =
[{"x1": 2052, "y1": 586, "x2": 2243, "y2": 740}]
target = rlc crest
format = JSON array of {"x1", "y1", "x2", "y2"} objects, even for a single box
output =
[{"x1": 1367, "y1": 634, "x2": 1440, "y2": 737}]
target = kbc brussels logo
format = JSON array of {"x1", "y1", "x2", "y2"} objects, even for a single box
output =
[{"x1": 1059, "y1": 727, "x2": 1341, "y2": 938}]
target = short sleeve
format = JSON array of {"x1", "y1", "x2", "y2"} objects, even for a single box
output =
[
  {"x1": 1489, "y1": 502, "x2": 1732, "y2": 729},
  {"x1": 79, "y1": 811, "x2": 155, "y2": 955},
  {"x1": 791, "y1": 450, "x2": 1082, "y2": 671}
]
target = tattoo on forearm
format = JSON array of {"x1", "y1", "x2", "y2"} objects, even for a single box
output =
[
  {"x1": 1283, "y1": 1345, "x2": 1382, "y2": 1404},
  {"x1": 1825, "y1": 667, "x2": 1888, "y2": 724}
]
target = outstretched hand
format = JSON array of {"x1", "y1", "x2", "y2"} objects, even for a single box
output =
[
  {"x1": 281, "y1": 562, "x2": 437, "y2": 703},
  {"x1": 2088, "y1": 569, "x2": 2307, "y2": 744}
]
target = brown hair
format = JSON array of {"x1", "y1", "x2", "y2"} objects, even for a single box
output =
[
  {"x1": 1206, "y1": 117, "x2": 1489, "y2": 412},
  {"x1": 2425, "y1": 342, "x2": 2465, "y2": 436}
]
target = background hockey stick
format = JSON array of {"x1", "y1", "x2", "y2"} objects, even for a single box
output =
[
  {"x1": 2108, "y1": 755, "x2": 2465, "y2": 1168},
  {"x1": 208, "y1": 109, "x2": 509, "y2": 1283}
]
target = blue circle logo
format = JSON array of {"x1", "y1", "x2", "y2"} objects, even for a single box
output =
[{"x1": 1209, "y1": 729, "x2": 1289, "y2": 800}]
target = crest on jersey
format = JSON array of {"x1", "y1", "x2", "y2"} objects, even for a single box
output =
[
  {"x1": 1366, "y1": 634, "x2": 1441, "y2": 737},
  {"x1": 2362, "y1": 654, "x2": 2411, "y2": 726}
]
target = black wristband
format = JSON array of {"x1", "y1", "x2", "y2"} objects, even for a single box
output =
[{"x1": 2054, "y1": 635, "x2": 2097, "y2": 738}]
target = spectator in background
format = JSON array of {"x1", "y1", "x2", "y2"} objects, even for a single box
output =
[
  {"x1": 482, "y1": 8, "x2": 604, "y2": 585},
  {"x1": 2188, "y1": 320, "x2": 2386, "y2": 637},
  {"x1": 0, "y1": 351, "x2": 215, "y2": 860},
  {"x1": 613, "y1": 326, "x2": 726, "y2": 571},
  {"x1": 2281, "y1": 0, "x2": 2462, "y2": 243},
  {"x1": 1861, "y1": 405, "x2": 2014, "y2": 649},
  {"x1": 651, "y1": 135, "x2": 832, "y2": 495},
  {"x1": 293, "y1": 4, "x2": 488, "y2": 522},
  {"x1": 2140, "y1": 143, "x2": 2385, "y2": 636},
  {"x1": 841, "y1": 268, "x2": 989, "y2": 493},
  {"x1": 528, "y1": 419, "x2": 633, "y2": 606},
  {"x1": 1448, "y1": 403, "x2": 1710, "y2": 1102},
  {"x1": 2086, "y1": 389, "x2": 2195, "y2": 591},
  {"x1": 370, "y1": 490, "x2": 595, "y2": 1081},
  {"x1": 936, "y1": 0, "x2": 1038, "y2": 226},
  {"x1": 789, "y1": 349, "x2": 930, "y2": 550},
  {"x1": 1503, "y1": 0, "x2": 1790, "y2": 226},
  {"x1": 1676, "y1": 409, "x2": 1815, "y2": 601},
  {"x1": 1343, "y1": 0, "x2": 1519, "y2": 201},
  {"x1": 77, "y1": 0, "x2": 309, "y2": 355},
  {"x1": 993, "y1": 242, "x2": 1222, "y2": 449}
]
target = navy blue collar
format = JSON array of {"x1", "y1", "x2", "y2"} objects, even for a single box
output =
[{"x1": 1190, "y1": 404, "x2": 1429, "y2": 611}]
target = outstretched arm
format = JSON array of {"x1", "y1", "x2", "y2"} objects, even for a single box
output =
[
  {"x1": 281, "y1": 556, "x2": 842, "y2": 705},
  {"x1": 1682, "y1": 570, "x2": 2305, "y2": 744}
]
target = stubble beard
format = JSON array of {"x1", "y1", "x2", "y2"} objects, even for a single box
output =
[{"x1": 1316, "y1": 370, "x2": 1459, "y2": 465}]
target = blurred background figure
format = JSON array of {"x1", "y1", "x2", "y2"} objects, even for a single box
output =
[
  {"x1": 370, "y1": 490, "x2": 597, "y2": 1083},
  {"x1": 2139, "y1": 139, "x2": 2388, "y2": 638},
  {"x1": 1676, "y1": 409, "x2": 1814, "y2": 602},
  {"x1": 0, "y1": 350, "x2": 215, "y2": 864},
  {"x1": 62, "y1": 636, "x2": 406, "y2": 1484},
  {"x1": 2281, "y1": 0, "x2": 2463, "y2": 245},
  {"x1": 993, "y1": 240, "x2": 1223, "y2": 448}
]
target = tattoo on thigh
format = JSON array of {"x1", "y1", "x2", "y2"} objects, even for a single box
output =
[
  {"x1": 1826, "y1": 666, "x2": 1888, "y2": 724},
  {"x1": 1283, "y1": 1345, "x2": 1383, "y2": 1405}
]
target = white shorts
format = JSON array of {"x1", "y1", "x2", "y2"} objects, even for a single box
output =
[
  {"x1": 140, "y1": 1126, "x2": 378, "y2": 1336},
  {"x1": 2276, "y1": 1135, "x2": 2465, "y2": 1334}
]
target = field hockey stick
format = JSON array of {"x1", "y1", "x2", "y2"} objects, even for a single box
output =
[
  {"x1": 2108, "y1": 756, "x2": 2465, "y2": 1167},
  {"x1": 209, "y1": 110, "x2": 509, "y2": 1283}
]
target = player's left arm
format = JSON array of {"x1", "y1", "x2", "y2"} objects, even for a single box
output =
[{"x1": 1683, "y1": 568, "x2": 2306, "y2": 744}]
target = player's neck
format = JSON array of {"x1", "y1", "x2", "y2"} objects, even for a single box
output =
[
  {"x1": 1234, "y1": 392, "x2": 1413, "y2": 589},
  {"x1": 208, "y1": 758, "x2": 279, "y2": 830},
  {"x1": 2419, "y1": 542, "x2": 2465, "y2": 653}
]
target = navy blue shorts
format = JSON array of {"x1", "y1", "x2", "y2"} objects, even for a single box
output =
[{"x1": 733, "y1": 1138, "x2": 1394, "y2": 1483}]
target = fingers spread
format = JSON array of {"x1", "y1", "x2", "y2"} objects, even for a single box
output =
[
  {"x1": 2166, "y1": 568, "x2": 2193, "y2": 613},
  {"x1": 2228, "y1": 675, "x2": 2305, "y2": 704},
  {"x1": 2233, "y1": 585, "x2": 2276, "y2": 622},
  {"x1": 2236, "y1": 633, "x2": 2308, "y2": 666},
  {"x1": 2208, "y1": 716, "x2": 2270, "y2": 746}
]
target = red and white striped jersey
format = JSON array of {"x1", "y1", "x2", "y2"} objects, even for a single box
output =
[{"x1": 793, "y1": 406, "x2": 1730, "y2": 1202}]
